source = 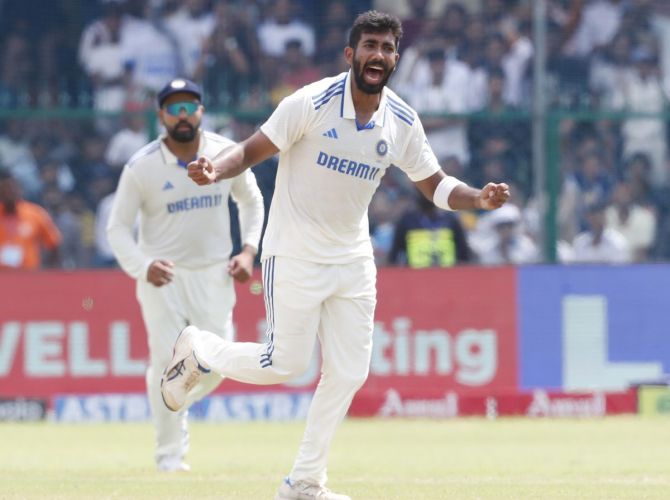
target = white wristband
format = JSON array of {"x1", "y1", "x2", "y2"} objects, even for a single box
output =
[{"x1": 433, "y1": 176, "x2": 466, "y2": 211}]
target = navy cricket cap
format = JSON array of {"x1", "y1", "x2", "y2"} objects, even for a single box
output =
[{"x1": 157, "y1": 78, "x2": 202, "y2": 107}]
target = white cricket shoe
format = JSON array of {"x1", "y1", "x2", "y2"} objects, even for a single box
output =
[
  {"x1": 156, "y1": 455, "x2": 190, "y2": 472},
  {"x1": 274, "y1": 478, "x2": 351, "y2": 500},
  {"x1": 160, "y1": 325, "x2": 210, "y2": 411}
]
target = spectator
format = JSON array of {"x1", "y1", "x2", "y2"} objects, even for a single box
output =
[
  {"x1": 482, "y1": 30, "x2": 534, "y2": 107},
  {"x1": 41, "y1": 186, "x2": 93, "y2": 269},
  {"x1": 164, "y1": 0, "x2": 216, "y2": 79},
  {"x1": 388, "y1": 189, "x2": 471, "y2": 268},
  {"x1": 257, "y1": 0, "x2": 315, "y2": 58},
  {"x1": 605, "y1": 180, "x2": 657, "y2": 262},
  {"x1": 193, "y1": 0, "x2": 257, "y2": 108},
  {"x1": 0, "y1": 169, "x2": 61, "y2": 269},
  {"x1": 401, "y1": 46, "x2": 473, "y2": 164},
  {"x1": 0, "y1": 120, "x2": 41, "y2": 200},
  {"x1": 571, "y1": 200, "x2": 631, "y2": 263},
  {"x1": 471, "y1": 202, "x2": 539, "y2": 265},
  {"x1": 589, "y1": 31, "x2": 633, "y2": 109},
  {"x1": 78, "y1": 0, "x2": 128, "y2": 133},
  {"x1": 120, "y1": 1, "x2": 180, "y2": 101},
  {"x1": 621, "y1": 152, "x2": 656, "y2": 206},
  {"x1": 563, "y1": 0, "x2": 624, "y2": 58},
  {"x1": 0, "y1": 31, "x2": 34, "y2": 107},
  {"x1": 612, "y1": 47, "x2": 668, "y2": 186},
  {"x1": 571, "y1": 151, "x2": 616, "y2": 230},
  {"x1": 372, "y1": 0, "x2": 451, "y2": 23},
  {"x1": 369, "y1": 190, "x2": 397, "y2": 265},
  {"x1": 270, "y1": 39, "x2": 321, "y2": 105},
  {"x1": 104, "y1": 103, "x2": 149, "y2": 171}
]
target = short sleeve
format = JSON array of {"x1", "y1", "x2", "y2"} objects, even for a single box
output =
[
  {"x1": 394, "y1": 118, "x2": 442, "y2": 182},
  {"x1": 259, "y1": 90, "x2": 313, "y2": 152}
]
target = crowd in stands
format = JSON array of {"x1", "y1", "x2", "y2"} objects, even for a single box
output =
[{"x1": 2, "y1": 0, "x2": 670, "y2": 270}]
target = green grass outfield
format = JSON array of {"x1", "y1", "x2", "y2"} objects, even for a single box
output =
[{"x1": 1, "y1": 416, "x2": 668, "y2": 499}]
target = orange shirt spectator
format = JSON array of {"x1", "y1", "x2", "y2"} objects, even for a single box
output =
[{"x1": 0, "y1": 170, "x2": 61, "y2": 269}]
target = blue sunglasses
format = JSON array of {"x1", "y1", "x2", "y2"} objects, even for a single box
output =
[{"x1": 163, "y1": 101, "x2": 200, "y2": 116}]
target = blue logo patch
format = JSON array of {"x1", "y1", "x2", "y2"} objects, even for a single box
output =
[
  {"x1": 163, "y1": 181, "x2": 174, "y2": 191},
  {"x1": 376, "y1": 140, "x2": 388, "y2": 156}
]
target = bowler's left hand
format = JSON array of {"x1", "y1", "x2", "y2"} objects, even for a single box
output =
[{"x1": 478, "y1": 182, "x2": 510, "y2": 210}]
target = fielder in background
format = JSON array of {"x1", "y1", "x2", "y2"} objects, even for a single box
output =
[
  {"x1": 163, "y1": 11, "x2": 509, "y2": 500},
  {"x1": 107, "y1": 78, "x2": 264, "y2": 472}
]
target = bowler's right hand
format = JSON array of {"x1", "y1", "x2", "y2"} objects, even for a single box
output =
[{"x1": 188, "y1": 156, "x2": 217, "y2": 185}]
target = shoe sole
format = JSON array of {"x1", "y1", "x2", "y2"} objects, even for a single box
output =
[{"x1": 160, "y1": 326, "x2": 197, "y2": 411}]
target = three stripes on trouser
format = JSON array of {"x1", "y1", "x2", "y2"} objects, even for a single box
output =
[{"x1": 260, "y1": 257, "x2": 275, "y2": 368}]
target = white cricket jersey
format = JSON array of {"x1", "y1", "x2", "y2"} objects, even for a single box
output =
[
  {"x1": 107, "y1": 130, "x2": 264, "y2": 280},
  {"x1": 259, "y1": 70, "x2": 443, "y2": 264}
]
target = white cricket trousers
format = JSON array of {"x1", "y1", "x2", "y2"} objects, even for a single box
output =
[
  {"x1": 137, "y1": 261, "x2": 235, "y2": 464},
  {"x1": 194, "y1": 255, "x2": 377, "y2": 485}
]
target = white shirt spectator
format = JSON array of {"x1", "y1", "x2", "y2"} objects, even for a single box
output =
[
  {"x1": 605, "y1": 204, "x2": 656, "y2": 259},
  {"x1": 105, "y1": 127, "x2": 147, "y2": 170},
  {"x1": 164, "y1": 7, "x2": 215, "y2": 78},
  {"x1": 571, "y1": 228, "x2": 631, "y2": 263},
  {"x1": 612, "y1": 65, "x2": 668, "y2": 185},
  {"x1": 257, "y1": 18, "x2": 315, "y2": 57},
  {"x1": 564, "y1": 0, "x2": 623, "y2": 57},
  {"x1": 502, "y1": 35, "x2": 533, "y2": 106},
  {"x1": 121, "y1": 19, "x2": 179, "y2": 93},
  {"x1": 403, "y1": 57, "x2": 473, "y2": 163},
  {"x1": 471, "y1": 204, "x2": 540, "y2": 265},
  {"x1": 78, "y1": 12, "x2": 134, "y2": 113},
  {"x1": 0, "y1": 131, "x2": 40, "y2": 199}
]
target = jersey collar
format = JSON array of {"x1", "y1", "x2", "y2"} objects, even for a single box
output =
[
  {"x1": 159, "y1": 130, "x2": 205, "y2": 168},
  {"x1": 341, "y1": 69, "x2": 387, "y2": 128}
]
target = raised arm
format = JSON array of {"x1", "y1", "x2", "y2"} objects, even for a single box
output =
[
  {"x1": 188, "y1": 130, "x2": 279, "y2": 185},
  {"x1": 414, "y1": 170, "x2": 510, "y2": 211}
]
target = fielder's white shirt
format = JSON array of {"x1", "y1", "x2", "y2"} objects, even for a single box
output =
[
  {"x1": 107, "y1": 130, "x2": 264, "y2": 280},
  {"x1": 259, "y1": 70, "x2": 447, "y2": 264}
]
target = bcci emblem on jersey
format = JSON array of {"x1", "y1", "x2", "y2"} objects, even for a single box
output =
[{"x1": 376, "y1": 139, "x2": 388, "y2": 157}]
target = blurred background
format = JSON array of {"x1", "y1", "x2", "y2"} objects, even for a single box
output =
[
  {"x1": 4, "y1": 0, "x2": 670, "y2": 269},
  {"x1": 1, "y1": 0, "x2": 669, "y2": 422}
]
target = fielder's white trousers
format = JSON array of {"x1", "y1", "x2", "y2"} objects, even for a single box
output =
[
  {"x1": 193, "y1": 255, "x2": 377, "y2": 486},
  {"x1": 137, "y1": 261, "x2": 235, "y2": 465}
]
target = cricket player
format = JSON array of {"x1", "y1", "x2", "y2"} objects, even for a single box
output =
[
  {"x1": 107, "y1": 78, "x2": 264, "y2": 472},
  {"x1": 161, "y1": 11, "x2": 509, "y2": 499}
]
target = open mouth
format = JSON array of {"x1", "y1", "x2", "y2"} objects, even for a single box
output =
[{"x1": 364, "y1": 64, "x2": 385, "y2": 83}]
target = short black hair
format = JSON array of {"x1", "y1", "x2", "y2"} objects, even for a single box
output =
[{"x1": 348, "y1": 10, "x2": 403, "y2": 50}]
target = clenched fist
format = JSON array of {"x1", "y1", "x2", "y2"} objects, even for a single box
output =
[
  {"x1": 478, "y1": 182, "x2": 510, "y2": 210},
  {"x1": 188, "y1": 156, "x2": 217, "y2": 185}
]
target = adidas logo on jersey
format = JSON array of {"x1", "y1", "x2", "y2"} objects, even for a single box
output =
[
  {"x1": 322, "y1": 128, "x2": 338, "y2": 139},
  {"x1": 163, "y1": 181, "x2": 174, "y2": 191}
]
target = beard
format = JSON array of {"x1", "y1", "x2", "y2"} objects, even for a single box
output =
[
  {"x1": 167, "y1": 121, "x2": 198, "y2": 143},
  {"x1": 352, "y1": 55, "x2": 394, "y2": 95}
]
